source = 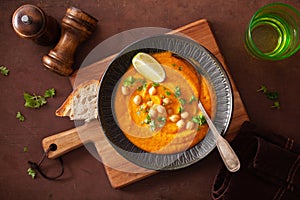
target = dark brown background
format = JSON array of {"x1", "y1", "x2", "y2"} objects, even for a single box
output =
[{"x1": 1, "y1": 0, "x2": 299, "y2": 199}]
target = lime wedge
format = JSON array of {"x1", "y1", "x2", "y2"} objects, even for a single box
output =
[{"x1": 132, "y1": 52, "x2": 166, "y2": 83}]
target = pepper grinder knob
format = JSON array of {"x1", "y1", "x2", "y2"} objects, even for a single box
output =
[
  {"x1": 42, "y1": 7, "x2": 98, "y2": 76},
  {"x1": 21, "y1": 15, "x2": 32, "y2": 24},
  {"x1": 12, "y1": 4, "x2": 60, "y2": 46}
]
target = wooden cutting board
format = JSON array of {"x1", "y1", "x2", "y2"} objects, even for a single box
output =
[{"x1": 42, "y1": 19, "x2": 249, "y2": 189}]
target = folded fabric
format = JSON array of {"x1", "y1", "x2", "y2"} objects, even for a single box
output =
[{"x1": 212, "y1": 121, "x2": 300, "y2": 200}]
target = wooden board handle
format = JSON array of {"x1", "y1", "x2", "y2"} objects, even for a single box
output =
[
  {"x1": 42, "y1": 120, "x2": 99, "y2": 159},
  {"x1": 42, "y1": 127, "x2": 83, "y2": 159}
]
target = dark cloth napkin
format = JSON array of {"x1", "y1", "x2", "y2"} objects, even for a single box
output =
[{"x1": 212, "y1": 121, "x2": 300, "y2": 200}]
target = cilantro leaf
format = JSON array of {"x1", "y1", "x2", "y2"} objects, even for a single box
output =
[
  {"x1": 179, "y1": 98, "x2": 186, "y2": 105},
  {"x1": 123, "y1": 76, "x2": 136, "y2": 86},
  {"x1": 137, "y1": 85, "x2": 143, "y2": 91},
  {"x1": 152, "y1": 82, "x2": 160, "y2": 87},
  {"x1": 142, "y1": 83, "x2": 148, "y2": 91},
  {"x1": 266, "y1": 91, "x2": 279, "y2": 100},
  {"x1": 191, "y1": 114, "x2": 207, "y2": 126},
  {"x1": 174, "y1": 86, "x2": 181, "y2": 98},
  {"x1": 144, "y1": 114, "x2": 151, "y2": 124},
  {"x1": 271, "y1": 101, "x2": 280, "y2": 109},
  {"x1": 257, "y1": 85, "x2": 268, "y2": 93},
  {"x1": 157, "y1": 116, "x2": 166, "y2": 128},
  {"x1": 16, "y1": 111, "x2": 25, "y2": 122},
  {"x1": 44, "y1": 88, "x2": 55, "y2": 98},
  {"x1": 149, "y1": 120, "x2": 156, "y2": 131},
  {"x1": 0, "y1": 66, "x2": 9, "y2": 76},
  {"x1": 27, "y1": 168, "x2": 36, "y2": 179},
  {"x1": 177, "y1": 106, "x2": 183, "y2": 114},
  {"x1": 24, "y1": 93, "x2": 47, "y2": 108},
  {"x1": 23, "y1": 88, "x2": 55, "y2": 108},
  {"x1": 257, "y1": 85, "x2": 280, "y2": 109},
  {"x1": 189, "y1": 95, "x2": 197, "y2": 104}
]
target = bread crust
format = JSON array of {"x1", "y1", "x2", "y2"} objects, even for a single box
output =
[{"x1": 55, "y1": 79, "x2": 99, "y2": 121}]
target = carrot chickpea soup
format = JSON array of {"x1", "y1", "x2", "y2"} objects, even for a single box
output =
[{"x1": 113, "y1": 51, "x2": 211, "y2": 154}]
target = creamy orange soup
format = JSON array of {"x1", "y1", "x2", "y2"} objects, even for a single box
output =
[{"x1": 113, "y1": 51, "x2": 211, "y2": 154}]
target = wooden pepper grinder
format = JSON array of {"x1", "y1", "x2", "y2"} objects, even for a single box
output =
[
  {"x1": 42, "y1": 7, "x2": 98, "y2": 76},
  {"x1": 12, "y1": 4, "x2": 61, "y2": 46}
]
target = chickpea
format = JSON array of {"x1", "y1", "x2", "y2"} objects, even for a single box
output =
[
  {"x1": 133, "y1": 95, "x2": 142, "y2": 105},
  {"x1": 147, "y1": 101, "x2": 153, "y2": 107},
  {"x1": 180, "y1": 111, "x2": 189, "y2": 119},
  {"x1": 156, "y1": 105, "x2": 166, "y2": 114},
  {"x1": 121, "y1": 86, "x2": 130, "y2": 96},
  {"x1": 169, "y1": 114, "x2": 180, "y2": 122},
  {"x1": 176, "y1": 120, "x2": 185, "y2": 130},
  {"x1": 162, "y1": 98, "x2": 171, "y2": 105},
  {"x1": 149, "y1": 86, "x2": 157, "y2": 95},
  {"x1": 186, "y1": 121, "x2": 195, "y2": 130}
]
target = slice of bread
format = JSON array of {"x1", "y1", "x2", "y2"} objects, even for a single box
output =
[{"x1": 56, "y1": 80, "x2": 99, "y2": 122}]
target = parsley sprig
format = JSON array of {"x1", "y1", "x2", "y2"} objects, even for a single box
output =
[
  {"x1": 44, "y1": 88, "x2": 55, "y2": 98},
  {"x1": 174, "y1": 86, "x2": 181, "y2": 98},
  {"x1": 24, "y1": 88, "x2": 56, "y2": 109},
  {"x1": 16, "y1": 111, "x2": 25, "y2": 122},
  {"x1": 27, "y1": 168, "x2": 36, "y2": 179},
  {"x1": 0, "y1": 66, "x2": 9, "y2": 76},
  {"x1": 191, "y1": 114, "x2": 207, "y2": 126},
  {"x1": 257, "y1": 85, "x2": 280, "y2": 109},
  {"x1": 123, "y1": 76, "x2": 136, "y2": 86}
]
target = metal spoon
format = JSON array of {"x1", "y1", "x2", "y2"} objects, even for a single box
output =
[{"x1": 198, "y1": 101, "x2": 240, "y2": 172}]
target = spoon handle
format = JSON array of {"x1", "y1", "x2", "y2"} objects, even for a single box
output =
[{"x1": 198, "y1": 101, "x2": 240, "y2": 172}]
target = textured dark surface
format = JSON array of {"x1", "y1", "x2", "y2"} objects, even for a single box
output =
[{"x1": 0, "y1": 0, "x2": 299, "y2": 199}]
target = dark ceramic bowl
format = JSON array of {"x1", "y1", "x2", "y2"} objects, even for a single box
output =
[{"x1": 97, "y1": 34, "x2": 233, "y2": 170}]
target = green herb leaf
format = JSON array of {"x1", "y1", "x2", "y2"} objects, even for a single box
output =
[
  {"x1": 178, "y1": 66, "x2": 183, "y2": 71},
  {"x1": 137, "y1": 85, "x2": 143, "y2": 91},
  {"x1": 271, "y1": 101, "x2": 280, "y2": 109},
  {"x1": 24, "y1": 93, "x2": 47, "y2": 108},
  {"x1": 142, "y1": 83, "x2": 148, "y2": 91},
  {"x1": 189, "y1": 95, "x2": 197, "y2": 104},
  {"x1": 177, "y1": 106, "x2": 183, "y2": 114},
  {"x1": 16, "y1": 111, "x2": 25, "y2": 122},
  {"x1": 152, "y1": 82, "x2": 160, "y2": 87},
  {"x1": 144, "y1": 114, "x2": 151, "y2": 124},
  {"x1": 27, "y1": 168, "x2": 36, "y2": 179},
  {"x1": 179, "y1": 98, "x2": 186, "y2": 105},
  {"x1": 157, "y1": 116, "x2": 166, "y2": 128},
  {"x1": 165, "y1": 91, "x2": 171, "y2": 96},
  {"x1": 174, "y1": 86, "x2": 181, "y2": 98},
  {"x1": 0, "y1": 66, "x2": 9, "y2": 76},
  {"x1": 257, "y1": 85, "x2": 280, "y2": 110},
  {"x1": 257, "y1": 85, "x2": 268, "y2": 93},
  {"x1": 266, "y1": 91, "x2": 279, "y2": 100},
  {"x1": 23, "y1": 88, "x2": 55, "y2": 109},
  {"x1": 191, "y1": 114, "x2": 207, "y2": 126},
  {"x1": 149, "y1": 120, "x2": 156, "y2": 131},
  {"x1": 157, "y1": 116, "x2": 166, "y2": 123},
  {"x1": 44, "y1": 88, "x2": 55, "y2": 98},
  {"x1": 123, "y1": 76, "x2": 136, "y2": 86},
  {"x1": 23, "y1": 146, "x2": 28, "y2": 152}
]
